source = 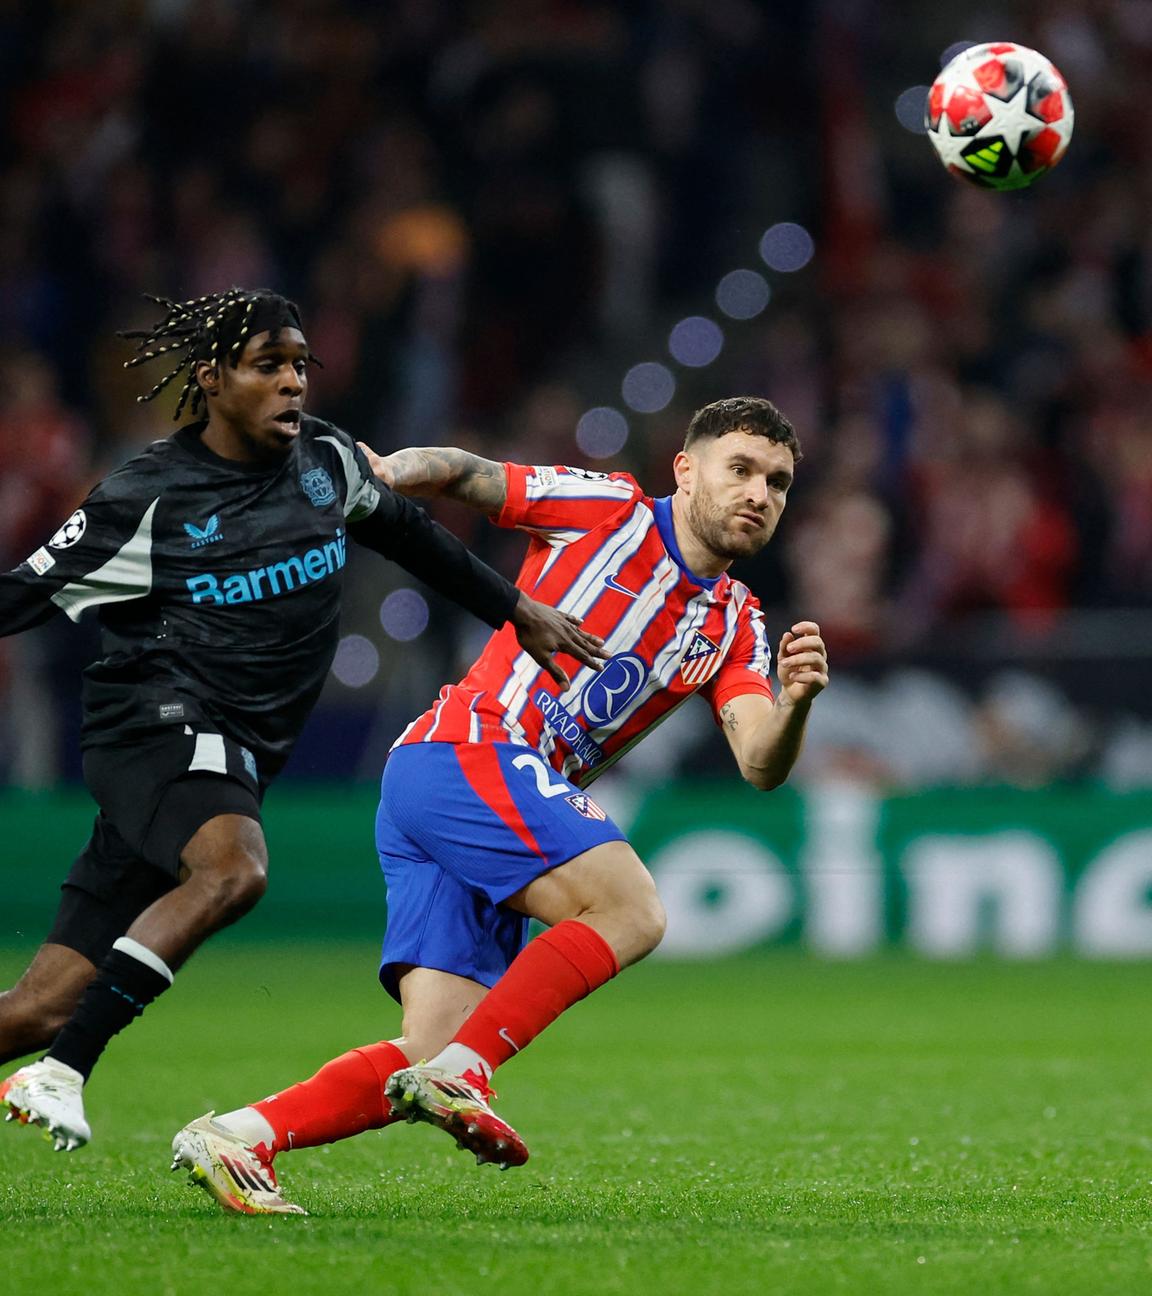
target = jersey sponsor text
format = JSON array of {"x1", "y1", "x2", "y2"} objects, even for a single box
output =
[{"x1": 186, "y1": 531, "x2": 346, "y2": 605}]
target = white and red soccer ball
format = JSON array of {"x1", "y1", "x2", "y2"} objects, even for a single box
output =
[{"x1": 925, "y1": 42, "x2": 1074, "y2": 190}]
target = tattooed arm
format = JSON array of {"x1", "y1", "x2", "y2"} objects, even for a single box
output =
[
  {"x1": 351, "y1": 441, "x2": 604, "y2": 683},
  {"x1": 717, "y1": 622, "x2": 829, "y2": 791},
  {"x1": 356, "y1": 443, "x2": 508, "y2": 514}
]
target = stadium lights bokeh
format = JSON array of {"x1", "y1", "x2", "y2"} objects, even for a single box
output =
[
  {"x1": 668, "y1": 316, "x2": 725, "y2": 368},
  {"x1": 621, "y1": 362, "x2": 676, "y2": 414},
  {"x1": 715, "y1": 269, "x2": 771, "y2": 320},
  {"x1": 575, "y1": 221, "x2": 814, "y2": 456},
  {"x1": 939, "y1": 39, "x2": 979, "y2": 65},
  {"x1": 759, "y1": 222, "x2": 815, "y2": 273},
  {"x1": 380, "y1": 588, "x2": 430, "y2": 642},
  {"x1": 576, "y1": 406, "x2": 630, "y2": 459},
  {"x1": 894, "y1": 85, "x2": 930, "y2": 134},
  {"x1": 332, "y1": 633, "x2": 380, "y2": 688}
]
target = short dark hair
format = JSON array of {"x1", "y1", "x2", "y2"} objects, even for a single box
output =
[
  {"x1": 119, "y1": 288, "x2": 315, "y2": 421},
  {"x1": 683, "y1": 396, "x2": 802, "y2": 462}
]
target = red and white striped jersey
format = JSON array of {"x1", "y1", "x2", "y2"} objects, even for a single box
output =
[{"x1": 394, "y1": 463, "x2": 775, "y2": 786}]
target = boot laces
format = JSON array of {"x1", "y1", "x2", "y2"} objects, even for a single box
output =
[{"x1": 460, "y1": 1066, "x2": 496, "y2": 1102}]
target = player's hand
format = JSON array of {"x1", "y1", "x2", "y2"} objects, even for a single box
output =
[
  {"x1": 776, "y1": 621, "x2": 828, "y2": 705},
  {"x1": 357, "y1": 441, "x2": 395, "y2": 490},
  {"x1": 510, "y1": 593, "x2": 607, "y2": 689}
]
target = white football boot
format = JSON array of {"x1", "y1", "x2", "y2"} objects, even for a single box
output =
[
  {"x1": 171, "y1": 1112, "x2": 307, "y2": 1216},
  {"x1": 0, "y1": 1057, "x2": 91, "y2": 1152}
]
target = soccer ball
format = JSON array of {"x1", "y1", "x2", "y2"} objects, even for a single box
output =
[{"x1": 925, "y1": 42, "x2": 1074, "y2": 190}]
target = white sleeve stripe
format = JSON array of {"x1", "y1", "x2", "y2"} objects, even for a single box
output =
[
  {"x1": 392, "y1": 716, "x2": 421, "y2": 748},
  {"x1": 50, "y1": 499, "x2": 159, "y2": 622},
  {"x1": 497, "y1": 650, "x2": 545, "y2": 732},
  {"x1": 525, "y1": 481, "x2": 634, "y2": 501},
  {"x1": 425, "y1": 689, "x2": 450, "y2": 741},
  {"x1": 748, "y1": 607, "x2": 772, "y2": 674},
  {"x1": 515, "y1": 524, "x2": 586, "y2": 547},
  {"x1": 317, "y1": 435, "x2": 379, "y2": 521},
  {"x1": 189, "y1": 732, "x2": 228, "y2": 774},
  {"x1": 468, "y1": 692, "x2": 483, "y2": 744}
]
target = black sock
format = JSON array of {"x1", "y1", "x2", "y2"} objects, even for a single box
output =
[{"x1": 48, "y1": 943, "x2": 173, "y2": 1081}]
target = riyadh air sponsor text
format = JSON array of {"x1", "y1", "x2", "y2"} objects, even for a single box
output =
[{"x1": 534, "y1": 691, "x2": 605, "y2": 768}]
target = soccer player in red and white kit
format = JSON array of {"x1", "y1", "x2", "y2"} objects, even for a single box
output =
[{"x1": 172, "y1": 397, "x2": 829, "y2": 1215}]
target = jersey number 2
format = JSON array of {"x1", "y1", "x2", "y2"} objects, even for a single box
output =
[{"x1": 512, "y1": 753, "x2": 569, "y2": 799}]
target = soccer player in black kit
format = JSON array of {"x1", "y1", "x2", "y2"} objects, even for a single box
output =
[{"x1": 0, "y1": 288, "x2": 604, "y2": 1153}]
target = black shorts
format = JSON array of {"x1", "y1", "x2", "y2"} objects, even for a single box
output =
[{"x1": 46, "y1": 725, "x2": 264, "y2": 964}]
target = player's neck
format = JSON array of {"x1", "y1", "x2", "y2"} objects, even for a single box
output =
[
  {"x1": 201, "y1": 415, "x2": 291, "y2": 466},
  {"x1": 669, "y1": 492, "x2": 732, "y2": 580}
]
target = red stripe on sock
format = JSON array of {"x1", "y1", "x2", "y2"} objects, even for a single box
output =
[
  {"x1": 454, "y1": 744, "x2": 545, "y2": 860},
  {"x1": 454, "y1": 920, "x2": 619, "y2": 1070},
  {"x1": 254, "y1": 1040, "x2": 409, "y2": 1155}
]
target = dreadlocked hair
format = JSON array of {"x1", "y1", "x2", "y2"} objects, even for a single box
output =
[{"x1": 118, "y1": 288, "x2": 314, "y2": 421}]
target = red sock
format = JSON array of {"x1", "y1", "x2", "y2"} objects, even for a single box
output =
[
  {"x1": 254, "y1": 1040, "x2": 409, "y2": 1154},
  {"x1": 454, "y1": 920, "x2": 619, "y2": 1070}
]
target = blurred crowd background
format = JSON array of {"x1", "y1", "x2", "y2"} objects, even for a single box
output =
[{"x1": 2, "y1": 0, "x2": 1151, "y2": 792}]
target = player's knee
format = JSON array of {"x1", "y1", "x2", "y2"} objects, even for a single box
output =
[
  {"x1": 220, "y1": 852, "x2": 268, "y2": 918},
  {"x1": 604, "y1": 882, "x2": 666, "y2": 966},
  {"x1": 631, "y1": 891, "x2": 667, "y2": 960},
  {"x1": 600, "y1": 869, "x2": 666, "y2": 965},
  {"x1": 199, "y1": 850, "x2": 268, "y2": 922},
  {"x1": 181, "y1": 816, "x2": 268, "y2": 922}
]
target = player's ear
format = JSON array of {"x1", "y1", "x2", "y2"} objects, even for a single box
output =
[
  {"x1": 195, "y1": 359, "x2": 220, "y2": 398},
  {"x1": 673, "y1": 450, "x2": 694, "y2": 494}
]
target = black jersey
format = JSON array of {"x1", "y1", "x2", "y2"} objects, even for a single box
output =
[{"x1": 0, "y1": 416, "x2": 518, "y2": 778}]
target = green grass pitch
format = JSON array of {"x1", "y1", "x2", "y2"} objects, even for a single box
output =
[{"x1": 1, "y1": 943, "x2": 1149, "y2": 1295}]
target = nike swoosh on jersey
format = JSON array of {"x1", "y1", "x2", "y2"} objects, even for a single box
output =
[{"x1": 603, "y1": 572, "x2": 638, "y2": 598}]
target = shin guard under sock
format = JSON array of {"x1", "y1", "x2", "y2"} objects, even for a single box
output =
[
  {"x1": 253, "y1": 1040, "x2": 409, "y2": 1154},
  {"x1": 451, "y1": 921, "x2": 619, "y2": 1071}
]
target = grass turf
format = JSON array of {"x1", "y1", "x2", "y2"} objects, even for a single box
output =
[{"x1": 0, "y1": 944, "x2": 1149, "y2": 1295}]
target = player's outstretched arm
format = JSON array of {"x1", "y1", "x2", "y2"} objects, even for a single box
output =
[
  {"x1": 1, "y1": 487, "x2": 158, "y2": 639},
  {"x1": 357, "y1": 443, "x2": 507, "y2": 513},
  {"x1": 509, "y1": 593, "x2": 605, "y2": 688},
  {"x1": 350, "y1": 471, "x2": 605, "y2": 687},
  {"x1": 718, "y1": 621, "x2": 829, "y2": 790},
  {"x1": 0, "y1": 568, "x2": 63, "y2": 638}
]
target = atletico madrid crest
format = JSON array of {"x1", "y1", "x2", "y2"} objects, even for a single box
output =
[
  {"x1": 566, "y1": 793, "x2": 607, "y2": 821},
  {"x1": 679, "y1": 632, "x2": 720, "y2": 686}
]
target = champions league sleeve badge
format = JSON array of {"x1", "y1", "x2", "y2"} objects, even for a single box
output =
[{"x1": 49, "y1": 509, "x2": 87, "y2": 549}]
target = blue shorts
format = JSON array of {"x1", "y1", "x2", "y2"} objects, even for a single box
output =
[{"x1": 376, "y1": 742, "x2": 626, "y2": 1000}]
